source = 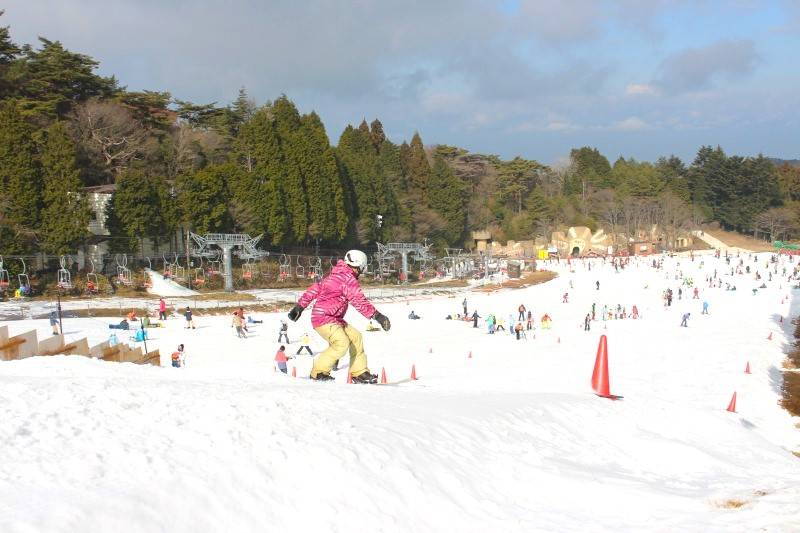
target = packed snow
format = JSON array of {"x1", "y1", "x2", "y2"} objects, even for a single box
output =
[
  {"x1": 1, "y1": 251, "x2": 799, "y2": 532},
  {"x1": 145, "y1": 268, "x2": 199, "y2": 297}
]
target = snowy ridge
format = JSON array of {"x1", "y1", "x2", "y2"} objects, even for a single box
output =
[{"x1": 1, "y1": 252, "x2": 799, "y2": 532}]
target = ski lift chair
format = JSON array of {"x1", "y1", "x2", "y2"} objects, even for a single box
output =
[
  {"x1": 243, "y1": 258, "x2": 253, "y2": 280},
  {"x1": 194, "y1": 257, "x2": 206, "y2": 286},
  {"x1": 0, "y1": 256, "x2": 9, "y2": 292},
  {"x1": 17, "y1": 258, "x2": 30, "y2": 296},
  {"x1": 57, "y1": 255, "x2": 73, "y2": 290},
  {"x1": 87, "y1": 258, "x2": 100, "y2": 294},
  {"x1": 279, "y1": 254, "x2": 291, "y2": 281}
]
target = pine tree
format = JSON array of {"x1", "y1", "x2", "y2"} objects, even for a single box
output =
[
  {"x1": 0, "y1": 101, "x2": 42, "y2": 253},
  {"x1": 40, "y1": 121, "x2": 90, "y2": 254},
  {"x1": 107, "y1": 169, "x2": 168, "y2": 253},
  {"x1": 175, "y1": 164, "x2": 231, "y2": 234},
  {"x1": 0, "y1": 11, "x2": 20, "y2": 99},
  {"x1": 406, "y1": 132, "x2": 430, "y2": 192},
  {"x1": 234, "y1": 106, "x2": 287, "y2": 243},
  {"x1": 272, "y1": 96, "x2": 308, "y2": 242},
  {"x1": 428, "y1": 155, "x2": 467, "y2": 245},
  {"x1": 369, "y1": 119, "x2": 386, "y2": 150}
]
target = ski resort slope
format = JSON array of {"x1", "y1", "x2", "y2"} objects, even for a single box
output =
[
  {"x1": 1, "y1": 253, "x2": 800, "y2": 532},
  {"x1": 144, "y1": 268, "x2": 198, "y2": 297}
]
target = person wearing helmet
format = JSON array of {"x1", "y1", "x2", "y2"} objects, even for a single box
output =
[{"x1": 288, "y1": 250, "x2": 390, "y2": 383}]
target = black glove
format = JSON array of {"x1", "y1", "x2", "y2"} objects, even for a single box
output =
[
  {"x1": 373, "y1": 311, "x2": 391, "y2": 331},
  {"x1": 288, "y1": 305, "x2": 304, "y2": 322}
]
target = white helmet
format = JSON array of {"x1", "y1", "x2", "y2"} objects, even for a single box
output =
[{"x1": 344, "y1": 250, "x2": 368, "y2": 271}]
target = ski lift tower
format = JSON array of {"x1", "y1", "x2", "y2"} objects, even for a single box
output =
[
  {"x1": 189, "y1": 232, "x2": 268, "y2": 292},
  {"x1": 376, "y1": 242, "x2": 433, "y2": 284}
]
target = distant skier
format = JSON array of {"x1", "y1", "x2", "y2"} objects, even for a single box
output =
[
  {"x1": 702, "y1": 301, "x2": 709, "y2": 315},
  {"x1": 693, "y1": 287, "x2": 699, "y2": 299},
  {"x1": 526, "y1": 310, "x2": 533, "y2": 330},
  {"x1": 518, "y1": 304, "x2": 526, "y2": 321},
  {"x1": 232, "y1": 311, "x2": 247, "y2": 338},
  {"x1": 680, "y1": 312, "x2": 690, "y2": 327},
  {"x1": 171, "y1": 344, "x2": 185, "y2": 368},
  {"x1": 631, "y1": 305, "x2": 639, "y2": 319},
  {"x1": 183, "y1": 307, "x2": 195, "y2": 329},
  {"x1": 158, "y1": 298, "x2": 167, "y2": 320},
  {"x1": 274, "y1": 345, "x2": 290, "y2": 373},
  {"x1": 49, "y1": 311, "x2": 59, "y2": 336},
  {"x1": 296, "y1": 333, "x2": 313, "y2": 355},
  {"x1": 595, "y1": 281, "x2": 600, "y2": 290},
  {"x1": 288, "y1": 250, "x2": 390, "y2": 383},
  {"x1": 462, "y1": 297, "x2": 468, "y2": 316},
  {"x1": 562, "y1": 292, "x2": 569, "y2": 303},
  {"x1": 515, "y1": 322, "x2": 523, "y2": 340},
  {"x1": 408, "y1": 310, "x2": 421, "y2": 320},
  {"x1": 472, "y1": 310, "x2": 480, "y2": 328},
  {"x1": 278, "y1": 320, "x2": 289, "y2": 344},
  {"x1": 584, "y1": 313, "x2": 591, "y2": 331}
]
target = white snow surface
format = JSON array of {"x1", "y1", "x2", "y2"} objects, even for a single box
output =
[
  {"x1": 2, "y1": 252, "x2": 800, "y2": 532},
  {"x1": 144, "y1": 268, "x2": 199, "y2": 297}
]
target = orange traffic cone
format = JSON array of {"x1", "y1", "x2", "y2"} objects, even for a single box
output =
[
  {"x1": 591, "y1": 335, "x2": 615, "y2": 399},
  {"x1": 429, "y1": 347, "x2": 433, "y2": 354},
  {"x1": 767, "y1": 331, "x2": 773, "y2": 340},
  {"x1": 346, "y1": 372, "x2": 352, "y2": 384},
  {"x1": 745, "y1": 362, "x2": 751, "y2": 374},
  {"x1": 468, "y1": 350, "x2": 472, "y2": 359},
  {"x1": 557, "y1": 337, "x2": 561, "y2": 344},
  {"x1": 411, "y1": 364, "x2": 417, "y2": 380},
  {"x1": 380, "y1": 367, "x2": 388, "y2": 384},
  {"x1": 726, "y1": 391, "x2": 737, "y2": 413},
  {"x1": 291, "y1": 367, "x2": 296, "y2": 377}
]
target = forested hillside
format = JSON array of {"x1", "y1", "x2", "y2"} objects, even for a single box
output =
[{"x1": 1, "y1": 12, "x2": 799, "y2": 256}]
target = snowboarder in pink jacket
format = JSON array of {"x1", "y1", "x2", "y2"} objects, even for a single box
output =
[{"x1": 288, "y1": 250, "x2": 390, "y2": 383}]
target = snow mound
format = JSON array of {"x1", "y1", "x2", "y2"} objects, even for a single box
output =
[{"x1": 144, "y1": 268, "x2": 198, "y2": 297}]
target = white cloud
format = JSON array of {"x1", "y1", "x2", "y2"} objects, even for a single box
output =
[
  {"x1": 625, "y1": 83, "x2": 659, "y2": 96},
  {"x1": 612, "y1": 117, "x2": 650, "y2": 130}
]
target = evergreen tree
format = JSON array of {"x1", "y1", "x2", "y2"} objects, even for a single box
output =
[
  {"x1": 0, "y1": 11, "x2": 20, "y2": 99},
  {"x1": 11, "y1": 38, "x2": 118, "y2": 118},
  {"x1": 656, "y1": 155, "x2": 689, "y2": 201},
  {"x1": 107, "y1": 169, "x2": 167, "y2": 253},
  {"x1": 39, "y1": 121, "x2": 90, "y2": 254},
  {"x1": 406, "y1": 132, "x2": 430, "y2": 192},
  {"x1": 428, "y1": 155, "x2": 467, "y2": 244},
  {"x1": 233, "y1": 106, "x2": 287, "y2": 243},
  {"x1": 272, "y1": 96, "x2": 308, "y2": 242},
  {"x1": 497, "y1": 156, "x2": 543, "y2": 213},
  {"x1": 369, "y1": 119, "x2": 386, "y2": 150},
  {"x1": 0, "y1": 101, "x2": 42, "y2": 253},
  {"x1": 175, "y1": 164, "x2": 231, "y2": 234}
]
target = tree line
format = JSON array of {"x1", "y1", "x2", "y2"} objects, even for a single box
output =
[{"x1": 1, "y1": 12, "x2": 799, "y2": 258}]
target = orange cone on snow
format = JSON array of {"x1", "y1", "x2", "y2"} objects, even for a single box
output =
[
  {"x1": 380, "y1": 367, "x2": 388, "y2": 384},
  {"x1": 591, "y1": 335, "x2": 617, "y2": 399},
  {"x1": 346, "y1": 372, "x2": 352, "y2": 384},
  {"x1": 767, "y1": 331, "x2": 773, "y2": 340},
  {"x1": 429, "y1": 347, "x2": 433, "y2": 354},
  {"x1": 745, "y1": 362, "x2": 751, "y2": 374},
  {"x1": 468, "y1": 350, "x2": 472, "y2": 359},
  {"x1": 411, "y1": 364, "x2": 417, "y2": 380},
  {"x1": 726, "y1": 391, "x2": 737, "y2": 413},
  {"x1": 291, "y1": 367, "x2": 296, "y2": 377}
]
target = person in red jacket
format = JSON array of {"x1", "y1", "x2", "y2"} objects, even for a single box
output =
[
  {"x1": 288, "y1": 250, "x2": 390, "y2": 383},
  {"x1": 158, "y1": 298, "x2": 167, "y2": 321}
]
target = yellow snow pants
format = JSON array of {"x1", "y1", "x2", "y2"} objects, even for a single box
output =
[{"x1": 311, "y1": 323, "x2": 368, "y2": 378}]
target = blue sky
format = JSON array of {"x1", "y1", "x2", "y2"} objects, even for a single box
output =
[{"x1": 4, "y1": 0, "x2": 799, "y2": 165}]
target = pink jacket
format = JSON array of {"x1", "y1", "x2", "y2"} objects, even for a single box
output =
[{"x1": 297, "y1": 260, "x2": 376, "y2": 328}]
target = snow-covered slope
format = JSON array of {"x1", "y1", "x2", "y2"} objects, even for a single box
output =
[
  {"x1": 1, "y1": 252, "x2": 799, "y2": 532},
  {"x1": 145, "y1": 268, "x2": 198, "y2": 297}
]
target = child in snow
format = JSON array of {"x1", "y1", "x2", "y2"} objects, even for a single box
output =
[
  {"x1": 702, "y1": 301, "x2": 709, "y2": 315},
  {"x1": 247, "y1": 315, "x2": 263, "y2": 324},
  {"x1": 541, "y1": 314, "x2": 552, "y2": 329},
  {"x1": 495, "y1": 317, "x2": 505, "y2": 331},
  {"x1": 232, "y1": 311, "x2": 247, "y2": 338},
  {"x1": 275, "y1": 345, "x2": 291, "y2": 373},
  {"x1": 584, "y1": 313, "x2": 591, "y2": 331},
  {"x1": 526, "y1": 311, "x2": 533, "y2": 330},
  {"x1": 158, "y1": 298, "x2": 167, "y2": 320},
  {"x1": 515, "y1": 322, "x2": 524, "y2": 340},
  {"x1": 278, "y1": 320, "x2": 289, "y2": 343},
  {"x1": 287, "y1": 250, "x2": 390, "y2": 383},
  {"x1": 518, "y1": 304, "x2": 526, "y2": 321},
  {"x1": 366, "y1": 320, "x2": 381, "y2": 331},
  {"x1": 49, "y1": 311, "x2": 59, "y2": 336},
  {"x1": 408, "y1": 310, "x2": 421, "y2": 320},
  {"x1": 680, "y1": 312, "x2": 690, "y2": 327},
  {"x1": 184, "y1": 307, "x2": 195, "y2": 329},
  {"x1": 296, "y1": 333, "x2": 313, "y2": 355},
  {"x1": 171, "y1": 344, "x2": 185, "y2": 368},
  {"x1": 562, "y1": 293, "x2": 569, "y2": 303}
]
